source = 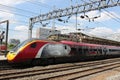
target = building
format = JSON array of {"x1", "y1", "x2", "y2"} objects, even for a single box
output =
[
  {"x1": 36, "y1": 27, "x2": 61, "y2": 40},
  {"x1": 48, "y1": 32, "x2": 120, "y2": 46}
]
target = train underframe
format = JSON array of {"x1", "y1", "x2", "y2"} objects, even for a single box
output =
[{"x1": 30, "y1": 51, "x2": 120, "y2": 66}]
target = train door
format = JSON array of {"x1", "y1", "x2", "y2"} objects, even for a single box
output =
[
  {"x1": 83, "y1": 46, "x2": 89, "y2": 56},
  {"x1": 103, "y1": 47, "x2": 109, "y2": 56},
  {"x1": 70, "y1": 45, "x2": 77, "y2": 56},
  {"x1": 97, "y1": 47, "x2": 103, "y2": 55},
  {"x1": 88, "y1": 46, "x2": 92, "y2": 56},
  {"x1": 95, "y1": 47, "x2": 103, "y2": 56},
  {"x1": 79, "y1": 46, "x2": 83, "y2": 54},
  {"x1": 73, "y1": 45, "x2": 82, "y2": 56},
  {"x1": 76, "y1": 45, "x2": 79, "y2": 55},
  {"x1": 95, "y1": 47, "x2": 101, "y2": 56}
]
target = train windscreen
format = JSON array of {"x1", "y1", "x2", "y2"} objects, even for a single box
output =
[{"x1": 11, "y1": 39, "x2": 35, "y2": 52}]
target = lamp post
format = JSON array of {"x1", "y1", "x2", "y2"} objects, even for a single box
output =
[{"x1": 0, "y1": 20, "x2": 9, "y2": 56}]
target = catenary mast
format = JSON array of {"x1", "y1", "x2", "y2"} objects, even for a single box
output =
[{"x1": 29, "y1": 0, "x2": 120, "y2": 39}]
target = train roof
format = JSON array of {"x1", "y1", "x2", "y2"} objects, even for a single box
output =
[
  {"x1": 60, "y1": 40, "x2": 102, "y2": 47},
  {"x1": 60, "y1": 40, "x2": 120, "y2": 49},
  {"x1": 22, "y1": 38, "x2": 58, "y2": 44}
]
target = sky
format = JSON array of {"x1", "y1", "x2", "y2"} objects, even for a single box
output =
[{"x1": 0, "y1": 0, "x2": 120, "y2": 42}]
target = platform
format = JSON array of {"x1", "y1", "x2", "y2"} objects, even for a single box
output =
[{"x1": 0, "y1": 55, "x2": 7, "y2": 60}]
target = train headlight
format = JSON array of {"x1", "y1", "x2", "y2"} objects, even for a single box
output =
[{"x1": 6, "y1": 51, "x2": 16, "y2": 61}]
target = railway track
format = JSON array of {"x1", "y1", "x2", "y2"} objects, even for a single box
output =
[
  {"x1": 0, "y1": 58, "x2": 120, "y2": 80},
  {"x1": 0, "y1": 61, "x2": 20, "y2": 71},
  {"x1": 40, "y1": 62, "x2": 120, "y2": 80},
  {"x1": 0, "y1": 60, "x2": 12, "y2": 71}
]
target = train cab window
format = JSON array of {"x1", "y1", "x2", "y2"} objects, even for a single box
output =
[
  {"x1": 31, "y1": 42, "x2": 37, "y2": 48},
  {"x1": 64, "y1": 45, "x2": 67, "y2": 49}
]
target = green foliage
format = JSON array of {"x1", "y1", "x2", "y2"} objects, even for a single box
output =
[{"x1": 8, "y1": 44, "x2": 15, "y2": 50}]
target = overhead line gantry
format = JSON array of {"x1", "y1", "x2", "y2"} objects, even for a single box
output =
[{"x1": 29, "y1": 0, "x2": 120, "y2": 38}]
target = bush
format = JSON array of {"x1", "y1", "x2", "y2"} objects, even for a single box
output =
[{"x1": 8, "y1": 44, "x2": 15, "y2": 50}]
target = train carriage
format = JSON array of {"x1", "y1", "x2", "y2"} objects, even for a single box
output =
[{"x1": 6, "y1": 38, "x2": 120, "y2": 63}]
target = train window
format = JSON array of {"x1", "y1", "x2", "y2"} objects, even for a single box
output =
[
  {"x1": 64, "y1": 45, "x2": 67, "y2": 49},
  {"x1": 109, "y1": 49, "x2": 112, "y2": 51},
  {"x1": 93, "y1": 49, "x2": 97, "y2": 51},
  {"x1": 98, "y1": 49, "x2": 102, "y2": 53},
  {"x1": 31, "y1": 43, "x2": 37, "y2": 48},
  {"x1": 71, "y1": 48, "x2": 77, "y2": 52},
  {"x1": 79, "y1": 47, "x2": 82, "y2": 53}
]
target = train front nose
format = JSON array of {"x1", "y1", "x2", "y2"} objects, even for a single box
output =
[{"x1": 6, "y1": 51, "x2": 16, "y2": 62}]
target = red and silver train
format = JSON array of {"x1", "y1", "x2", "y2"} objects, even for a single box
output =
[{"x1": 6, "y1": 38, "x2": 120, "y2": 63}]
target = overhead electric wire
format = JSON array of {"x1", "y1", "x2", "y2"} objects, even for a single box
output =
[
  {"x1": 24, "y1": 0, "x2": 52, "y2": 9},
  {"x1": 0, "y1": 1, "x2": 79, "y2": 38},
  {"x1": 0, "y1": 1, "x2": 69, "y2": 24},
  {"x1": 88, "y1": 0, "x2": 120, "y2": 24},
  {"x1": 0, "y1": 2, "x2": 50, "y2": 24},
  {"x1": 1, "y1": 0, "x2": 119, "y2": 33},
  {"x1": 103, "y1": 9, "x2": 120, "y2": 23},
  {"x1": 0, "y1": 0, "x2": 53, "y2": 19},
  {"x1": 0, "y1": 3, "x2": 38, "y2": 15},
  {"x1": 82, "y1": 0, "x2": 120, "y2": 23},
  {"x1": 0, "y1": 9, "x2": 30, "y2": 18},
  {"x1": 0, "y1": 27, "x2": 28, "y2": 33},
  {"x1": 80, "y1": 0, "x2": 120, "y2": 39},
  {"x1": 0, "y1": 8, "x2": 76, "y2": 29},
  {"x1": 23, "y1": 1, "x2": 84, "y2": 29}
]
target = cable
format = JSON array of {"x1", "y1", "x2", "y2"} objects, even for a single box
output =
[
  {"x1": 103, "y1": 9, "x2": 120, "y2": 23},
  {"x1": 0, "y1": 9, "x2": 77, "y2": 30},
  {"x1": 80, "y1": 0, "x2": 120, "y2": 40},
  {"x1": 0, "y1": 9, "x2": 31, "y2": 18},
  {"x1": 88, "y1": 0, "x2": 120, "y2": 23},
  {"x1": 0, "y1": 27, "x2": 28, "y2": 33},
  {"x1": 0, "y1": 1, "x2": 78, "y2": 27},
  {"x1": 1, "y1": 0, "x2": 118, "y2": 34},
  {"x1": 0, "y1": 3, "x2": 38, "y2": 15},
  {"x1": 0, "y1": 1, "x2": 54, "y2": 19},
  {"x1": 24, "y1": 0, "x2": 52, "y2": 9}
]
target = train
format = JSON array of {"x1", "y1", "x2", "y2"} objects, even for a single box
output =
[{"x1": 6, "y1": 38, "x2": 120, "y2": 64}]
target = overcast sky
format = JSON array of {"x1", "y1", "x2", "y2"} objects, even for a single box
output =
[{"x1": 0, "y1": 0, "x2": 120, "y2": 42}]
